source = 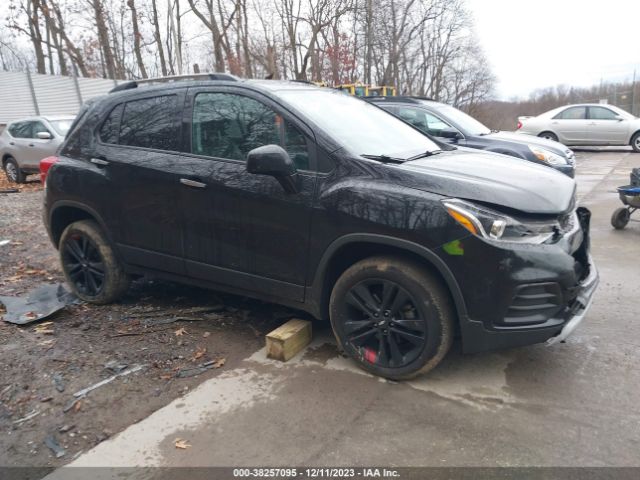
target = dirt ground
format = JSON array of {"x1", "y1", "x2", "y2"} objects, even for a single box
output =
[{"x1": 0, "y1": 181, "x2": 310, "y2": 467}]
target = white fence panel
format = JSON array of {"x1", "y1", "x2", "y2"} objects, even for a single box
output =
[
  {"x1": 31, "y1": 73, "x2": 81, "y2": 117},
  {"x1": 0, "y1": 72, "x2": 38, "y2": 123}
]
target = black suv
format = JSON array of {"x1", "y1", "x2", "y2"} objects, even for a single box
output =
[
  {"x1": 43, "y1": 76, "x2": 598, "y2": 379},
  {"x1": 368, "y1": 96, "x2": 576, "y2": 177}
]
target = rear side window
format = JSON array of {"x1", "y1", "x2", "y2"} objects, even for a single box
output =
[
  {"x1": 119, "y1": 95, "x2": 179, "y2": 150},
  {"x1": 554, "y1": 107, "x2": 586, "y2": 120},
  {"x1": 99, "y1": 104, "x2": 124, "y2": 144}
]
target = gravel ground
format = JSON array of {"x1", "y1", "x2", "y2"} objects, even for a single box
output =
[{"x1": 0, "y1": 187, "x2": 308, "y2": 467}]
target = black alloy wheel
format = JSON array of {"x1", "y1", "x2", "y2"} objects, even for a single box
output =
[
  {"x1": 342, "y1": 279, "x2": 426, "y2": 368},
  {"x1": 62, "y1": 233, "x2": 106, "y2": 296}
]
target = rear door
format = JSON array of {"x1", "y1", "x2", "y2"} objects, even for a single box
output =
[
  {"x1": 6, "y1": 121, "x2": 34, "y2": 167},
  {"x1": 91, "y1": 92, "x2": 188, "y2": 275},
  {"x1": 179, "y1": 87, "x2": 317, "y2": 301},
  {"x1": 586, "y1": 106, "x2": 629, "y2": 144},
  {"x1": 550, "y1": 106, "x2": 588, "y2": 144}
]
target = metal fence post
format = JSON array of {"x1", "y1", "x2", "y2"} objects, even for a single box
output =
[
  {"x1": 72, "y1": 66, "x2": 83, "y2": 106},
  {"x1": 25, "y1": 70, "x2": 40, "y2": 116}
]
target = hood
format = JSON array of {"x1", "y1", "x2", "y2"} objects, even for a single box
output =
[
  {"x1": 489, "y1": 131, "x2": 572, "y2": 156},
  {"x1": 395, "y1": 149, "x2": 576, "y2": 215}
]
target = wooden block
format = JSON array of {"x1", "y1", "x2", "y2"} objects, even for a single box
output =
[{"x1": 266, "y1": 319, "x2": 312, "y2": 362}]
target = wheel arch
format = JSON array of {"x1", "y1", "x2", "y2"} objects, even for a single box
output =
[
  {"x1": 309, "y1": 234, "x2": 467, "y2": 326},
  {"x1": 2, "y1": 153, "x2": 15, "y2": 166},
  {"x1": 629, "y1": 129, "x2": 640, "y2": 144},
  {"x1": 48, "y1": 201, "x2": 111, "y2": 248}
]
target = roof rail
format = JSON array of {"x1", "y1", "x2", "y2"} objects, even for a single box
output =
[{"x1": 109, "y1": 72, "x2": 239, "y2": 93}]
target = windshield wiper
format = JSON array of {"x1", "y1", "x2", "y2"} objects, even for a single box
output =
[
  {"x1": 361, "y1": 154, "x2": 405, "y2": 163},
  {"x1": 405, "y1": 150, "x2": 444, "y2": 162}
]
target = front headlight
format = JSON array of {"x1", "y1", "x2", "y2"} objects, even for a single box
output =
[
  {"x1": 442, "y1": 199, "x2": 557, "y2": 244},
  {"x1": 528, "y1": 146, "x2": 567, "y2": 166}
]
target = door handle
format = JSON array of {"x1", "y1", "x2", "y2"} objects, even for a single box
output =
[
  {"x1": 28, "y1": 143, "x2": 34, "y2": 147},
  {"x1": 90, "y1": 157, "x2": 109, "y2": 166},
  {"x1": 9, "y1": 141, "x2": 14, "y2": 145},
  {"x1": 180, "y1": 178, "x2": 207, "y2": 189}
]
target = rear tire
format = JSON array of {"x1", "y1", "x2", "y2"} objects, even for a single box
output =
[
  {"x1": 4, "y1": 157, "x2": 26, "y2": 183},
  {"x1": 631, "y1": 132, "x2": 640, "y2": 153},
  {"x1": 611, "y1": 208, "x2": 630, "y2": 230},
  {"x1": 59, "y1": 220, "x2": 130, "y2": 304},
  {"x1": 329, "y1": 255, "x2": 454, "y2": 380},
  {"x1": 538, "y1": 131, "x2": 559, "y2": 142}
]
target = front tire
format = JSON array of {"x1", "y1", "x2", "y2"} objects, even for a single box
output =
[
  {"x1": 631, "y1": 132, "x2": 640, "y2": 153},
  {"x1": 538, "y1": 131, "x2": 559, "y2": 142},
  {"x1": 59, "y1": 220, "x2": 130, "y2": 304},
  {"x1": 329, "y1": 256, "x2": 454, "y2": 380},
  {"x1": 611, "y1": 208, "x2": 630, "y2": 230},
  {"x1": 4, "y1": 157, "x2": 26, "y2": 183}
]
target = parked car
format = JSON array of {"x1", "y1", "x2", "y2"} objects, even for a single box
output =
[
  {"x1": 43, "y1": 76, "x2": 598, "y2": 380},
  {"x1": 368, "y1": 96, "x2": 575, "y2": 177},
  {"x1": 517, "y1": 104, "x2": 640, "y2": 152},
  {"x1": 1, "y1": 116, "x2": 75, "y2": 183}
]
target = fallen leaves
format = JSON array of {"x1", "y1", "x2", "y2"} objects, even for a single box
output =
[
  {"x1": 174, "y1": 327, "x2": 187, "y2": 336},
  {"x1": 174, "y1": 438, "x2": 191, "y2": 449},
  {"x1": 191, "y1": 346, "x2": 207, "y2": 361},
  {"x1": 211, "y1": 357, "x2": 226, "y2": 368}
]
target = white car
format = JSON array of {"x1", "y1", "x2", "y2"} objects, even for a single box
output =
[
  {"x1": 517, "y1": 104, "x2": 640, "y2": 152},
  {"x1": 0, "y1": 116, "x2": 75, "y2": 183}
]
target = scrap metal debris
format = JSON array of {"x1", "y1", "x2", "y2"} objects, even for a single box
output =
[
  {"x1": 44, "y1": 434, "x2": 66, "y2": 458},
  {"x1": 0, "y1": 284, "x2": 78, "y2": 325},
  {"x1": 13, "y1": 409, "x2": 40, "y2": 425},
  {"x1": 72, "y1": 364, "x2": 145, "y2": 398},
  {"x1": 175, "y1": 358, "x2": 225, "y2": 378},
  {"x1": 0, "y1": 239, "x2": 10, "y2": 247}
]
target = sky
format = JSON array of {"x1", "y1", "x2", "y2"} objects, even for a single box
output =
[{"x1": 466, "y1": 0, "x2": 640, "y2": 100}]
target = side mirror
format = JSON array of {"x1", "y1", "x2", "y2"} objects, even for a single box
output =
[
  {"x1": 36, "y1": 131, "x2": 52, "y2": 140},
  {"x1": 246, "y1": 144, "x2": 298, "y2": 194},
  {"x1": 438, "y1": 127, "x2": 462, "y2": 141},
  {"x1": 614, "y1": 115, "x2": 625, "y2": 122}
]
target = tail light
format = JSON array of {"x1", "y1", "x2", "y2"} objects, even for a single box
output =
[
  {"x1": 40, "y1": 156, "x2": 59, "y2": 184},
  {"x1": 516, "y1": 121, "x2": 522, "y2": 130}
]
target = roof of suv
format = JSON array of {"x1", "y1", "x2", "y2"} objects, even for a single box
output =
[{"x1": 107, "y1": 77, "x2": 320, "y2": 100}]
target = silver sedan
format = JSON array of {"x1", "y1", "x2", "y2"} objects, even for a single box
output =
[
  {"x1": 1, "y1": 116, "x2": 75, "y2": 183},
  {"x1": 517, "y1": 104, "x2": 640, "y2": 152}
]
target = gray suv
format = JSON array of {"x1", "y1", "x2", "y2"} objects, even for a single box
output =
[{"x1": 1, "y1": 116, "x2": 74, "y2": 183}]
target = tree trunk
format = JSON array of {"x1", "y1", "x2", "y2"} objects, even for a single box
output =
[
  {"x1": 92, "y1": 0, "x2": 117, "y2": 79},
  {"x1": 127, "y1": 0, "x2": 148, "y2": 78},
  {"x1": 151, "y1": 0, "x2": 168, "y2": 76}
]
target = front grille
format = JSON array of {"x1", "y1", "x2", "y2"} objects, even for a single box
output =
[{"x1": 503, "y1": 282, "x2": 564, "y2": 325}]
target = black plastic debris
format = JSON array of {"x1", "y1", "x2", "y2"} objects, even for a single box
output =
[{"x1": 0, "y1": 284, "x2": 79, "y2": 325}]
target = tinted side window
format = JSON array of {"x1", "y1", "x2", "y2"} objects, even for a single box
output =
[
  {"x1": 99, "y1": 104, "x2": 123, "y2": 144},
  {"x1": 589, "y1": 106, "x2": 617, "y2": 120},
  {"x1": 192, "y1": 92, "x2": 309, "y2": 169},
  {"x1": 119, "y1": 95, "x2": 178, "y2": 150},
  {"x1": 554, "y1": 107, "x2": 586, "y2": 120}
]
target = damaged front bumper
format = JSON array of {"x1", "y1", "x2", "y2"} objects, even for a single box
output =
[{"x1": 546, "y1": 255, "x2": 599, "y2": 345}]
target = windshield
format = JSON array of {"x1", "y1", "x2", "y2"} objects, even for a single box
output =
[
  {"x1": 275, "y1": 89, "x2": 441, "y2": 159},
  {"x1": 432, "y1": 104, "x2": 491, "y2": 135},
  {"x1": 49, "y1": 119, "x2": 74, "y2": 135}
]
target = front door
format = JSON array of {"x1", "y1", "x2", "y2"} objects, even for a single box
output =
[
  {"x1": 586, "y1": 106, "x2": 629, "y2": 144},
  {"x1": 180, "y1": 88, "x2": 316, "y2": 301}
]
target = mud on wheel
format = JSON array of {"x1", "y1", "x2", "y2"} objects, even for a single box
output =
[
  {"x1": 59, "y1": 220, "x2": 130, "y2": 304},
  {"x1": 329, "y1": 256, "x2": 454, "y2": 380}
]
